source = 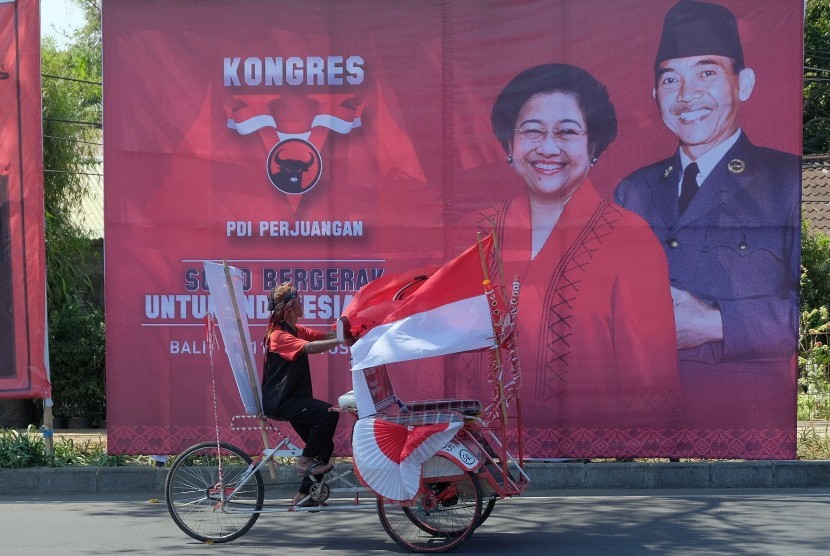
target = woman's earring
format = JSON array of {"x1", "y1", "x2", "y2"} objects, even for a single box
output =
[
  {"x1": 590, "y1": 156, "x2": 598, "y2": 167},
  {"x1": 507, "y1": 154, "x2": 513, "y2": 166}
]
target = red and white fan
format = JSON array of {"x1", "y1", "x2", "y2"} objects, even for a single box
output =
[{"x1": 352, "y1": 414, "x2": 463, "y2": 501}]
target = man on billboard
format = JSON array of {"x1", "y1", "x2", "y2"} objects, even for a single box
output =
[{"x1": 615, "y1": 0, "x2": 800, "y2": 432}]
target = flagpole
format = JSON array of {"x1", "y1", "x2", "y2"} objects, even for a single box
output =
[
  {"x1": 488, "y1": 221, "x2": 507, "y2": 295},
  {"x1": 507, "y1": 275, "x2": 525, "y2": 469},
  {"x1": 477, "y1": 234, "x2": 509, "y2": 427}
]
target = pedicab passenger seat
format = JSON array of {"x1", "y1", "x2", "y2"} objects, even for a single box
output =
[
  {"x1": 404, "y1": 399, "x2": 482, "y2": 417},
  {"x1": 376, "y1": 408, "x2": 465, "y2": 428},
  {"x1": 345, "y1": 364, "x2": 483, "y2": 418},
  {"x1": 338, "y1": 387, "x2": 481, "y2": 417}
]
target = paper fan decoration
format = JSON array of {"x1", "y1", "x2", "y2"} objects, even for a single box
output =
[{"x1": 352, "y1": 414, "x2": 463, "y2": 501}]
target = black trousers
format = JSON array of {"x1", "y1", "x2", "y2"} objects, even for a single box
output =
[{"x1": 272, "y1": 396, "x2": 339, "y2": 494}]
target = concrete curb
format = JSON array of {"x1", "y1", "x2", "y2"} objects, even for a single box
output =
[
  {"x1": 525, "y1": 460, "x2": 830, "y2": 490},
  {"x1": 0, "y1": 467, "x2": 169, "y2": 495},
  {"x1": 1, "y1": 460, "x2": 829, "y2": 496}
]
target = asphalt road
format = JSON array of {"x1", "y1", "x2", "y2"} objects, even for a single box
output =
[{"x1": 1, "y1": 489, "x2": 829, "y2": 555}]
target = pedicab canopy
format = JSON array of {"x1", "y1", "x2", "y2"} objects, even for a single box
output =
[{"x1": 103, "y1": 0, "x2": 804, "y2": 460}]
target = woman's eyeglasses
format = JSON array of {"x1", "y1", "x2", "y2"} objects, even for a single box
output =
[{"x1": 514, "y1": 126, "x2": 587, "y2": 144}]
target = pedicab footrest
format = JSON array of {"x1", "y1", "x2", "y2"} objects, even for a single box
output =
[{"x1": 405, "y1": 399, "x2": 482, "y2": 417}]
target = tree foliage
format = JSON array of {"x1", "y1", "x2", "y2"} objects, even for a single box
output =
[
  {"x1": 805, "y1": 0, "x2": 830, "y2": 155},
  {"x1": 41, "y1": 1, "x2": 105, "y2": 420},
  {"x1": 48, "y1": 302, "x2": 106, "y2": 418},
  {"x1": 41, "y1": 0, "x2": 102, "y2": 311},
  {"x1": 800, "y1": 220, "x2": 830, "y2": 417},
  {"x1": 801, "y1": 220, "x2": 830, "y2": 312},
  {"x1": 802, "y1": 3, "x2": 830, "y2": 414}
]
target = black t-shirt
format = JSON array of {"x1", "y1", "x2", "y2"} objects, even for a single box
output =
[{"x1": 261, "y1": 321, "x2": 314, "y2": 418}]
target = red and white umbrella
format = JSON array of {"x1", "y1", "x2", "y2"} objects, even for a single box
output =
[{"x1": 352, "y1": 414, "x2": 463, "y2": 501}]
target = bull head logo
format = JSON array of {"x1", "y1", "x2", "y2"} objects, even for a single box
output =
[{"x1": 266, "y1": 138, "x2": 323, "y2": 194}]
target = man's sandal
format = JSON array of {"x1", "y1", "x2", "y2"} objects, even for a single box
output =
[
  {"x1": 295, "y1": 460, "x2": 334, "y2": 477},
  {"x1": 306, "y1": 461, "x2": 334, "y2": 476}
]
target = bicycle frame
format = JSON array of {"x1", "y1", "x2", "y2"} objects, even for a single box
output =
[{"x1": 216, "y1": 416, "x2": 372, "y2": 514}]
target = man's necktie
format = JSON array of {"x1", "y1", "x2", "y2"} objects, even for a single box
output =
[{"x1": 678, "y1": 162, "x2": 699, "y2": 215}]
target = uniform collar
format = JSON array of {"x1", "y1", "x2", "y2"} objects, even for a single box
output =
[{"x1": 678, "y1": 129, "x2": 742, "y2": 183}]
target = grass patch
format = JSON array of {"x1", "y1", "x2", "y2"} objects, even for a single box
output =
[
  {"x1": 0, "y1": 426, "x2": 149, "y2": 469},
  {"x1": 797, "y1": 422, "x2": 830, "y2": 460}
]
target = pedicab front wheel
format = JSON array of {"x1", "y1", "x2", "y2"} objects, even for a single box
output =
[
  {"x1": 165, "y1": 441, "x2": 264, "y2": 543},
  {"x1": 376, "y1": 456, "x2": 482, "y2": 552}
]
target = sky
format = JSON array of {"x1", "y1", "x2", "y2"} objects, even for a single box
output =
[{"x1": 41, "y1": 0, "x2": 86, "y2": 48}]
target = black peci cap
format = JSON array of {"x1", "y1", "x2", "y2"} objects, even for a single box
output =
[{"x1": 655, "y1": 0, "x2": 743, "y2": 70}]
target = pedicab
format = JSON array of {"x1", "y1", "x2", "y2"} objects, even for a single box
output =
[{"x1": 164, "y1": 234, "x2": 530, "y2": 552}]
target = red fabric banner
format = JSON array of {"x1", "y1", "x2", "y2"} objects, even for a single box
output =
[
  {"x1": 103, "y1": 0, "x2": 802, "y2": 458},
  {"x1": 0, "y1": 0, "x2": 49, "y2": 399}
]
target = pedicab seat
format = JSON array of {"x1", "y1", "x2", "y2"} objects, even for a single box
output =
[
  {"x1": 405, "y1": 399, "x2": 482, "y2": 417},
  {"x1": 378, "y1": 409, "x2": 464, "y2": 427}
]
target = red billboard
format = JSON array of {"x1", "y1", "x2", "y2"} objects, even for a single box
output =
[
  {"x1": 0, "y1": 0, "x2": 49, "y2": 399},
  {"x1": 103, "y1": 0, "x2": 802, "y2": 458}
]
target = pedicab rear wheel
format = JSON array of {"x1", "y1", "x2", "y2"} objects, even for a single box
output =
[
  {"x1": 404, "y1": 456, "x2": 494, "y2": 535},
  {"x1": 165, "y1": 442, "x2": 264, "y2": 543},
  {"x1": 376, "y1": 456, "x2": 482, "y2": 552},
  {"x1": 402, "y1": 490, "x2": 494, "y2": 535}
]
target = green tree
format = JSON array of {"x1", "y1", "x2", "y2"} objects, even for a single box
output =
[
  {"x1": 41, "y1": 0, "x2": 105, "y2": 421},
  {"x1": 799, "y1": 220, "x2": 830, "y2": 418},
  {"x1": 41, "y1": 0, "x2": 101, "y2": 311},
  {"x1": 805, "y1": 0, "x2": 830, "y2": 155},
  {"x1": 801, "y1": 219, "x2": 830, "y2": 312}
]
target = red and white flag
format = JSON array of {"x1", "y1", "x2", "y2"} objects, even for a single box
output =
[{"x1": 344, "y1": 234, "x2": 496, "y2": 370}]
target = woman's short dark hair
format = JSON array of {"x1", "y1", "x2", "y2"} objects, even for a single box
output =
[{"x1": 491, "y1": 63, "x2": 617, "y2": 161}]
